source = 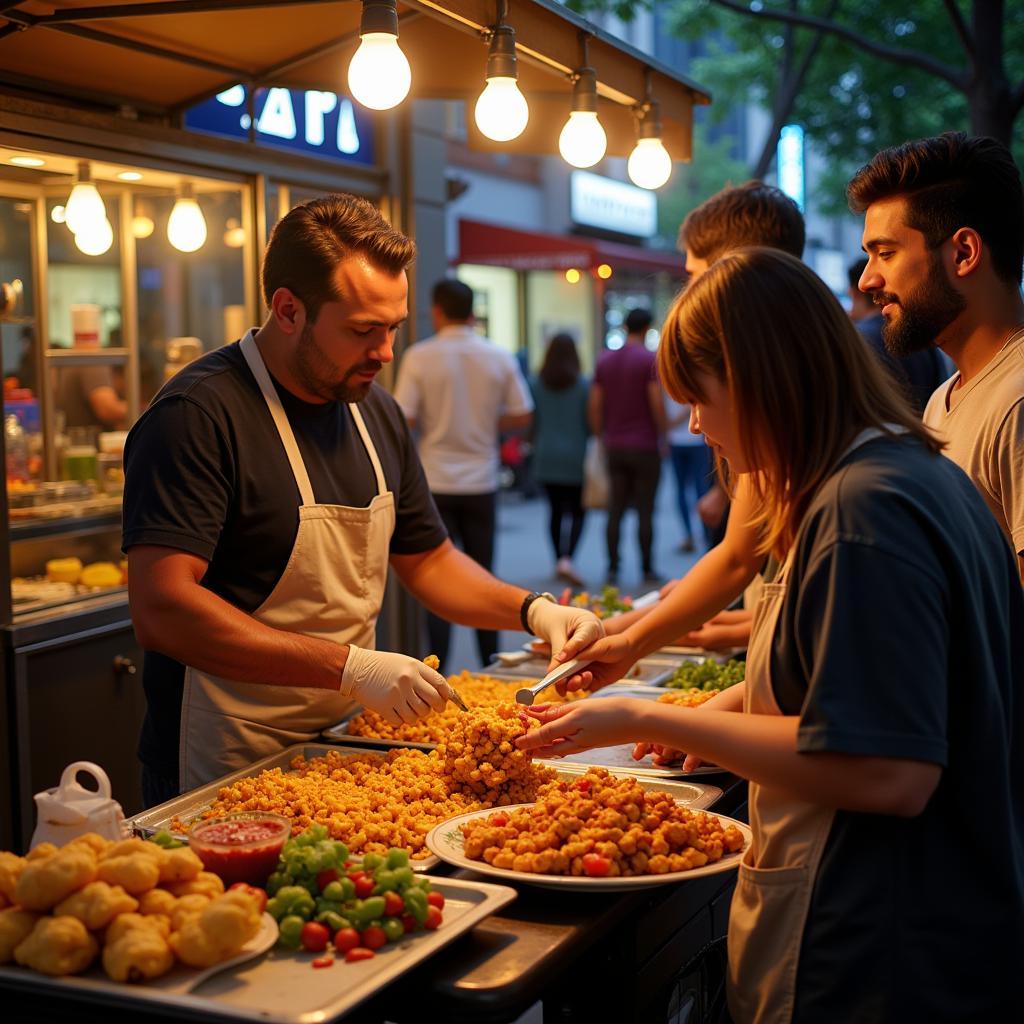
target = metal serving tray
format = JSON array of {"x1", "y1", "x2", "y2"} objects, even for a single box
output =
[{"x1": 0, "y1": 875, "x2": 516, "y2": 1024}]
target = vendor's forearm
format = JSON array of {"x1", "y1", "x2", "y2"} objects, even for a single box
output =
[{"x1": 635, "y1": 704, "x2": 939, "y2": 817}]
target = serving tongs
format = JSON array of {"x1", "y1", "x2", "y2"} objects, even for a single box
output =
[
  {"x1": 445, "y1": 682, "x2": 470, "y2": 712},
  {"x1": 515, "y1": 658, "x2": 586, "y2": 706}
]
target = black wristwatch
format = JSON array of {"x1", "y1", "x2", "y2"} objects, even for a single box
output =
[{"x1": 520, "y1": 591, "x2": 556, "y2": 635}]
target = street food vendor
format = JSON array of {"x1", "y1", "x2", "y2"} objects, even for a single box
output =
[
  {"x1": 519, "y1": 250, "x2": 1024, "y2": 1021},
  {"x1": 122, "y1": 193, "x2": 602, "y2": 803}
]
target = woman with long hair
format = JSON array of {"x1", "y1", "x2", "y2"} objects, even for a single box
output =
[
  {"x1": 530, "y1": 333, "x2": 590, "y2": 585},
  {"x1": 518, "y1": 249, "x2": 1023, "y2": 1022}
]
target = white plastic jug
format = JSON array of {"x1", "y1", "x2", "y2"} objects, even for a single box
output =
[{"x1": 31, "y1": 761, "x2": 127, "y2": 849}]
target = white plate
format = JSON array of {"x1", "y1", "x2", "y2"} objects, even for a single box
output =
[{"x1": 426, "y1": 804, "x2": 751, "y2": 891}]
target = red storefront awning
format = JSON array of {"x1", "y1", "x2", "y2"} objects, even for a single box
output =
[{"x1": 458, "y1": 219, "x2": 683, "y2": 277}]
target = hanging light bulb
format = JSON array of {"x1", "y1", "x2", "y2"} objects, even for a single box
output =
[
  {"x1": 347, "y1": 0, "x2": 411, "y2": 111},
  {"x1": 64, "y1": 161, "x2": 107, "y2": 235},
  {"x1": 132, "y1": 215, "x2": 155, "y2": 239},
  {"x1": 474, "y1": 24, "x2": 529, "y2": 142},
  {"x1": 74, "y1": 217, "x2": 114, "y2": 256},
  {"x1": 627, "y1": 99, "x2": 672, "y2": 190},
  {"x1": 558, "y1": 69, "x2": 607, "y2": 169},
  {"x1": 167, "y1": 184, "x2": 208, "y2": 253},
  {"x1": 223, "y1": 217, "x2": 246, "y2": 248}
]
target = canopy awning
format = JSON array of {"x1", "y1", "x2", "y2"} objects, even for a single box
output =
[
  {"x1": 0, "y1": 0, "x2": 709, "y2": 160},
  {"x1": 458, "y1": 218, "x2": 683, "y2": 275}
]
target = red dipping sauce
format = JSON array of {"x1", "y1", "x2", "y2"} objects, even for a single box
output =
[{"x1": 188, "y1": 812, "x2": 290, "y2": 886}]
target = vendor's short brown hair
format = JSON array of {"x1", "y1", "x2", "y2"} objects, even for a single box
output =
[
  {"x1": 678, "y1": 181, "x2": 805, "y2": 262},
  {"x1": 847, "y1": 132, "x2": 1023, "y2": 286},
  {"x1": 262, "y1": 194, "x2": 415, "y2": 321}
]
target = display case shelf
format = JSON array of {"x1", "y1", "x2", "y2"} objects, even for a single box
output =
[{"x1": 10, "y1": 508, "x2": 121, "y2": 542}]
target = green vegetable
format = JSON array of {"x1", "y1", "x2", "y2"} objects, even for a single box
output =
[
  {"x1": 392, "y1": 867, "x2": 416, "y2": 888},
  {"x1": 385, "y1": 849, "x2": 409, "y2": 869},
  {"x1": 266, "y1": 885, "x2": 315, "y2": 922},
  {"x1": 315, "y1": 910, "x2": 351, "y2": 932},
  {"x1": 322, "y1": 879, "x2": 354, "y2": 903},
  {"x1": 403, "y1": 887, "x2": 429, "y2": 926},
  {"x1": 277, "y1": 914, "x2": 306, "y2": 948},
  {"x1": 371, "y1": 869, "x2": 399, "y2": 894},
  {"x1": 361, "y1": 852, "x2": 384, "y2": 872},
  {"x1": 148, "y1": 830, "x2": 185, "y2": 849},
  {"x1": 347, "y1": 896, "x2": 386, "y2": 928},
  {"x1": 666, "y1": 658, "x2": 745, "y2": 693},
  {"x1": 382, "y1": 917, "x2": 405, "y2": 942},
  {"x1": 266, "y1": 871, "x2": 286, "y2": 896}
]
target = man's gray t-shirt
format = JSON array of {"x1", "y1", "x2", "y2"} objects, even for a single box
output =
[{"x1": 768, "y1": 436, "x2": 1024, "y2": 1020}]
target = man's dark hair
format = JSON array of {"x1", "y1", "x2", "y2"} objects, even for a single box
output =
[
  {"x1": 432, "y1": 279, "x2": 474, "y2": 321},
  {"x1": 848, "y1": 257, "x2": 869, "y2": 290},
  {"x1": 261, "y1": 193, "x2": 414, "y2": 322},
  {"x1": 847, "y1": 132, "x2": 1024, "y2": 286},
  {"x1": 679, "y1": 181, "x2": 805, "y2": 262},
  {"x1": 625, "y1": 308, "x2": 653, "y2": 334}
]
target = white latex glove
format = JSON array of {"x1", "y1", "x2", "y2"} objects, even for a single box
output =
[
  {"x1": 527, "y1": 597, "x2": 604, "y2": 667},
  {"x1": 340, "y1": 646, "x2": 449, "y2": 726}
]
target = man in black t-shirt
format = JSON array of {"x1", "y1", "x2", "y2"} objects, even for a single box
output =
[{"x1": 123, "y1": 194, "x2": 603, "y2": 802}]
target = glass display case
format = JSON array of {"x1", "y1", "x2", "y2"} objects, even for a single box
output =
[{"x1": 1, "y1": 147, "x2": 254, "y2": 623}]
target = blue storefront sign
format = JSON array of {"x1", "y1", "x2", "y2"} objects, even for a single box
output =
[{"x1": 185, "y1": 85, "x2": 375, "y2": 166}]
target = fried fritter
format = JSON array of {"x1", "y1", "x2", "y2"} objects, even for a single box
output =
[
  {"x1": 157, "y1": 847, "x2": 203, "y2": 884},
  {"x1": 66, "y1": 832, "x2": 113, "y2": 857},
  {"x1": 169, "y1": 893, "x2": 210, "y2": 931},
  {"x1": 137, "y1": 888, "x2": 178, "y2": 917},
  {"x1": 105, "y1": 912, "x2": 171, "y2": 944},
  {"x1": 103, "y1": 926, "x2": 175, "y2": 983},
  {"x1": 54, "y1": 881, "x2": 138, "y2": 931},
  {"x1": 0, "y1": 908, "x2": 42, "y2": 963},
  {"x1": 0, "y1": 851, "x2": 24, "y2": 903},
  {"x1": 14, "y1": 915, "x2": 98, "y2": 976},
  {"x1": 168, "y1": 891, "x2": 261, "y2": 968},
  {"x1": 164, "y1": 871, "x2": 224, "y2": 899},
  {"x1": 15, "y1": 844, "x2": 98, "y2": 911},
  {"x1": 97, "y1": 853, "x2": 160, "y2": 895}
]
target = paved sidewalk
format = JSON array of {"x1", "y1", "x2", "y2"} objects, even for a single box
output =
[{"x1": 447, "y1": 469, "x2": 705, "y2": 672}]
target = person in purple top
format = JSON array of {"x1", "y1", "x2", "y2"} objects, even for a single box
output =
[{"x1": 590, "y1": 308, "x2": 667, "y2": 585}]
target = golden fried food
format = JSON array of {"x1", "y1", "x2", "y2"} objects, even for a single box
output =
[
  {"x1": 54, "y1": 881, "x2": 138, "y2": 931},
  {"x1": 67, "y1": 832, "x2": 113, "y2": 857},
  {"x1": 137, "y1": 888, "x2": 178, "y2": 917},
  {"x1": 102, "y1": 838, "x2": 161, "y2": 862},
  {"x1": 25, "y1": 842, "x2": 58, "y2": 862},
  {"x1": 0, "y1": 908, "x2": 42, "y2": 963},
  {"x1": 16, "y1": 844, "x2": 99, "y2": 911},
  {"x1": 106, "y1": 912, "x2": 171, "y2": 944},
  {"x1": 170, "y1": 893, "x2": 211, "y2": 930},
  {"x1": 0, "y1": 851, "x2": 25, "y2": 903},
  {"x1": 424, "y1": 654, "x2": 440, "y2": 670},
  {"x1": 460, "y1": 767, "x2": 746, "y2": 877},
  {"x1": 14, "y1": 915, "x2": 98, "y2": 976},
  {"x1": 103, "y1": 926, "x2": 175, "y2": 983},
  {"x1": 657, "y1": 688, "x2": 718, "y2": 708},
  {"x1": 168, "y1": 890, "x2": 261, "y2": 968},
  {"x1": 157, "y1": 847, "x2": 203, "y2": 885},
  {"x1": 165, "y1": 871, "x2": 224, "y2": 900},
  {"x1": 97, "y1": 853, "x2": 160, "y2": 895}
]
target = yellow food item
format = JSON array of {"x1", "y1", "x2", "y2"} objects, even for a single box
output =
[
  {"x1": 97, "y1": 853, "x2": 160, "y2": 895},
  {"x1": 106, "y1": 912, "x2": 171, "y2": 944},
  {"x1": 170, "y1": 893, "x2": 210, "y2": 931},
  {"x1": 157, "y1": 847, "x2": 203, "y2": 885},
  {"x1": 79, "y1": 561, "x2": 123, "y2": 588},
  {"x1": 25, "y1": 842, "x2": 58, "y2": 862},
  {"x1": 103, "y1": 925, "x2": 174, "y2": 983},
  {"x1": 0, "y1": 851, "x2": 25, "y2": 903},
  {"x1": 165, "y1": 871, "x2": 224, "y2": 900},
  {"x1": 424, "y1": 654, "x2": 440, "y2": 670},
  {"x1": 67, "y1": 832, "x2": 113, "y2": 857},
  {"x1": 137, "y1": 888, "x2": 177, "y2": 917},
  {"x1": 16, "y1": 844, "x2": 98, "y2": 911},
  {"x1": 460, "y1": 767, "x2": 746, "y2": 877},
  {"x1": 45, "y1": 557, "x2": 83, "y2": 584},
  {"x1": 14, "y1": 915, "x2": 98, "y2": 976},
  {"x1": 102, "y1": 838, "x2": 162, "y2": 862},
  {"x1": 54, "y1": 881, "x2": 138, "y2": 931},
  {"x1": 0, "y1": 908, "x2": 42, "y2": 963},
  {"x1": 657, "y1": 688, "x2": 719, "y2": 709},
  {"x1": 168, "y1": 890, "x2": 261, "y2": 969}
]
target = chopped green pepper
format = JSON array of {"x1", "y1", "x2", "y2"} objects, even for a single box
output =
[
  {"x1": 266, "y1": 885, "x2": 315, "y2": 922},
  {"x1": 277, "y1": 914, "x2": 306, "y2": 949}
]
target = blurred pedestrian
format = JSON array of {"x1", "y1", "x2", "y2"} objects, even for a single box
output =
[
  {"x1": 664, "y1": 394, "x2": 713, "y2": 552},
  {"x1": 530, "y1": 333, "x2": 589, "y2": 586},
  {"x1": 590, "y1": 308, "x2": 667, "y2": 586},
  {"x1": 847, "y1": 256, "x2": 949, "y2": 415},
  {"x1": 850, "y1": 132, "x2": 1024, "y2": 580},
  {"x1": 394, "y1": 278, "x2": 533, "y2": 670}
]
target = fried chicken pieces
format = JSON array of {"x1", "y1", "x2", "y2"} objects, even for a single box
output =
[{"x1": 0, "y1": 832, "x2": 263, "y2": 983}]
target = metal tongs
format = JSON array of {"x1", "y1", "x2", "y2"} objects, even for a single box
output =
[
  {"x1": 445, "y1": 682, "x2": 469, "y2": 712},
  {"x1": 515, "y1": 658, "x2": 586, "y2": 706}
]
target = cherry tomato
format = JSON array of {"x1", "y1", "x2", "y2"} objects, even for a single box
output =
[
  {"x1": 345, "y1": 947, "x2": 376, "y2": 962},
  {"x1": 316, "y1": 868, "x2": 339, "y2": 892},
  {"x1": 490, "y1": 813, "x2": 509, "y2": 828},
  {"x1": 426, "y1": 891, "x2": 445, "y2": 910},
  {"x1": 424, "y1": 906, "x2": 442, "y2": 931},
  {"x1": 400, "y1": 914, "x2": 418, "y2": 933},
  {"x1": 333, "y1": 928, "x2": 361, "y2": 954},
  {"x1": 361, "y1": 925, "x2": 388, "y2": 950},
  {"x1": 383, "y1": 891, "x2": 405, "y2": 917},
  {"x1": 311, "y1": 956, "x2": 334, "y2": 969},
  {"x1": 575, "y1": 779, "x2": 592, "y2": 793},
  {"x1": 227, "y1": 882, "x2": 268, "y2": 913},
  {"x1": 353, "y1": 876, "x2": 375, "y2": 899},
  {"x1": 582, "y1": 853, "x2": 611, "y2": 877},
  {"x1": 301, "y1": 921, "x2": 330, "y2": 953}
]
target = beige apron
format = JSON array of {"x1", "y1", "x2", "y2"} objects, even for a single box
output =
[
  {"x1": 727, "y1": 428, "x2": 893, "y2": 1024},
  {"x1": 179, "y1": 331, "x2": 396, "y2": 789}
]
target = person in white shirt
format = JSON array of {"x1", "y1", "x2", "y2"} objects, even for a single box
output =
[{"x1": 394, "y1": 279, "x2": 533, "y2": 669}]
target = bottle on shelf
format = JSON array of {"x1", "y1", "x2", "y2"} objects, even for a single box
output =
[{"x1": 5, "y1": 412, "x2": 29, "y2": 483}]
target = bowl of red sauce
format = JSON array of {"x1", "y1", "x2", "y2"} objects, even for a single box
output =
[{"x1": 188, "y1": 812, "x2": 291, "y2": 886}]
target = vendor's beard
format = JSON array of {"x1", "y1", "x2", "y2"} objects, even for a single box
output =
[
  {"x1": 880, "y1": 252, "x2": 966, "y2": 358},
  {"x1": 292, "y1": 323, "x2": 380, "y2": 403}
]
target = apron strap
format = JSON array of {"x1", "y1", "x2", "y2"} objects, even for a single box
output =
[
  {"x1": 239, "y1": 332, "x2": 317, "y2": 507},
  {"x1": 349, "y1": 403, "x2": 388, "y2": 497}
]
